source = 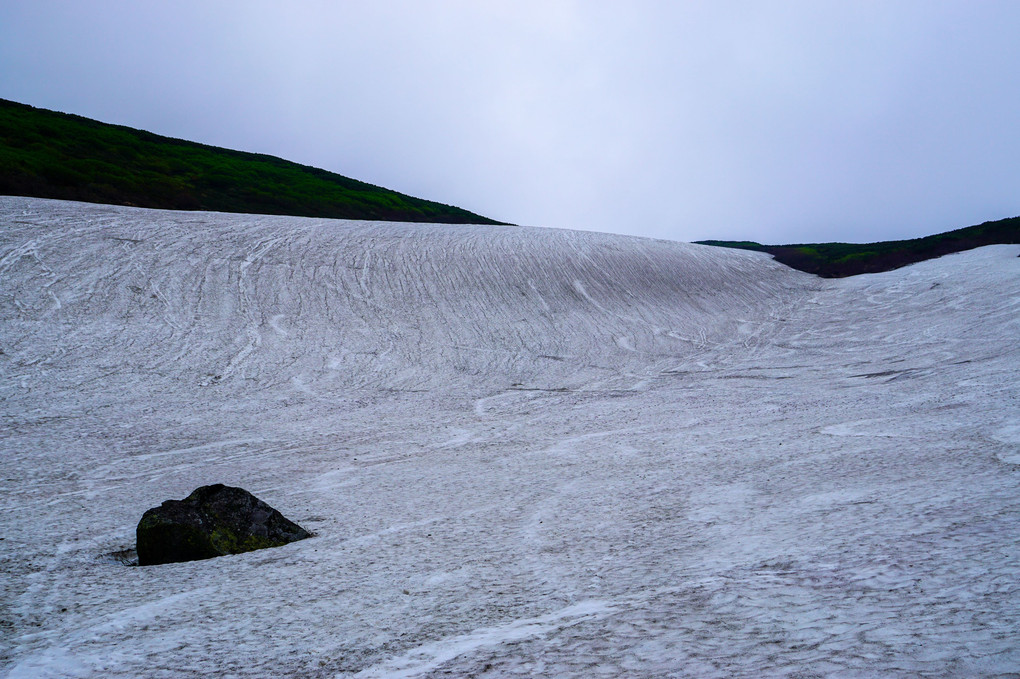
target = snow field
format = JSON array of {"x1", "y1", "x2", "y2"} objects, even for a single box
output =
[{"x1": 1, "y1": 197, "x2": 1018, "y2": 677}]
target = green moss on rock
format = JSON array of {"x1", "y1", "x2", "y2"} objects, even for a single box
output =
[{"x1": 136, "y1": 484, "x2": 310, "y2": 566}]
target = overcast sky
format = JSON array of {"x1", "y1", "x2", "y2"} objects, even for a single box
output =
[{"x1": 2, "y1": 1, "x2": 1018, "y2": 243}]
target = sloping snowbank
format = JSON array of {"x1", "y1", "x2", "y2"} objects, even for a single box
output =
[{"x1": 1, "y1": 197, "x2": 1018, "y2": 677}]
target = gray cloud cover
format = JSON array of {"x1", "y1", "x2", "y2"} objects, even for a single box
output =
[{"x1": 2, "y1": 1, "x2": 1018, "y2": 242}]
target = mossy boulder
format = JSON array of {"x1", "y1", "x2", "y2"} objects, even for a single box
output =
[{"x1": 136, "y1": 484, "x2": 310, "y2": 566}]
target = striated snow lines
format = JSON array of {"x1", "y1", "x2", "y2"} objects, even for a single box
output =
[{"x1": 1, "y1": 197, "x2": 1018, "y2": 678}]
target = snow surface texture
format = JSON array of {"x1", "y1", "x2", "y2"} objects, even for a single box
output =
[{"x1": 1, "y1": 196, "x2": 1018, "y2": 678}]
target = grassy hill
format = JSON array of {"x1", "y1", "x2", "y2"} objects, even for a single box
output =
[
  {"x1": 697, "y1": 216, "x2": 1020, "y2": 277},
  {"x1": 0, "y1": 98, "x2": 504, "y2": 224}
]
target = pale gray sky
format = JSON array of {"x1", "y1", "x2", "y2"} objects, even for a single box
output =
[{"x1": 2, "y1": 1, "x2": 1018, "y2": 243}]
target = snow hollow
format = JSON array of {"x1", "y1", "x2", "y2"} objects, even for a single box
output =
[{"x1": 1, "y1": 196, "x2": 1018, "y2": 677}]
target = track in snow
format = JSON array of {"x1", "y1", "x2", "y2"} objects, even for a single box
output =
[{"x1": 1, "y1": 197, "x2": 1018, "y2": 678}]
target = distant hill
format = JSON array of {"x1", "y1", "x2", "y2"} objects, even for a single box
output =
[
  {"x1": 0, "y1": 98, "x2": 505, "y2": 224},
  {"x1": 697, "y1": 216, "x2": 1020, "y2": 277}
]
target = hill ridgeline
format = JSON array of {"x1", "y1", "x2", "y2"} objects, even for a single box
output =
[{"x1": 0, "y1": 98, "x2": 504, "y2": 225}]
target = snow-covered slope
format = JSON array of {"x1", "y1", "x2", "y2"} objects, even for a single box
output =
[
  {"x1": 1, "y1": 197, "x2": 1018, "y2": 677},
  {"x1": 0, "y1": 198, "x2": 807, "y2": 397}
]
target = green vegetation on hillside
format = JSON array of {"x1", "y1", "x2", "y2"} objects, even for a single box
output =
[
  {"x1": 0, "y1": 98, "x2": 504, "y2": 224},
  {"x1": 697, "y1": 216, "x2": 1020, "y2": 277}
]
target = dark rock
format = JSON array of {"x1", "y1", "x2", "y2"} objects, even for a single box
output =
[{"x1": 136, "y1": 484, "x2": 310, "y2": 566}]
